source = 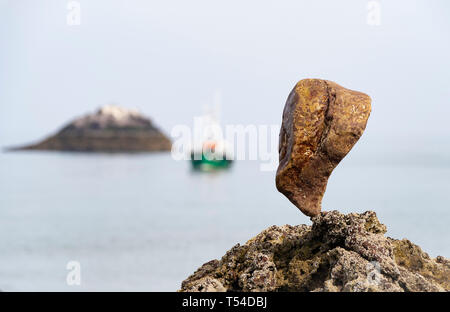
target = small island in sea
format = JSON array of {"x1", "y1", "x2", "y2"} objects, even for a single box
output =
[{"x1": 11, "y1": 105, "x2": 172, "y2": 152}]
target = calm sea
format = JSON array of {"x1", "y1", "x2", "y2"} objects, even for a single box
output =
[{"x1": 0, "y1": 151, "x2": 448, "y2": 291}]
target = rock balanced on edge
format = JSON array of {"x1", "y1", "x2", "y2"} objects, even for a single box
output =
[{"x1": 276, "y1": 79, "x2": 371, "y2": 217}]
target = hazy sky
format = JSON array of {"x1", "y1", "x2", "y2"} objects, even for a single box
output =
[{"x1": 1, "y1": 1, "x2": 449, "y2": 157}]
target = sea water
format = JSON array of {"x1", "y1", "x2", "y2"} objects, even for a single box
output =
[{"x1": 0, "y1": 151, "x2": 448, "y2": 291}]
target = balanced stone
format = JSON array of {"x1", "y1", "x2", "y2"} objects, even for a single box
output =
[{"x1": 276, "y1": 79, "x2": 371, "y2": 217}]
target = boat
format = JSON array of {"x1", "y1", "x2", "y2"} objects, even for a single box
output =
[
  {"x1": 190, "y1": 140, "x2": 233, "y2": 171},
  {"x1": 189, "y1": 94, "x2": 233, "y2": 171}
]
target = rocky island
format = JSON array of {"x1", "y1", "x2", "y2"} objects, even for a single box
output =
[
  {"x1": 180, "y1": 79, "x2": 449, "y2": 292},
  {"x1": 12, "y1": 105, "x2": 172, "y2": 152}
]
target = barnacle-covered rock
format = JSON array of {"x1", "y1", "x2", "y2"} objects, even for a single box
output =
[{"x1": 180, "y1": 211, "x2": 449, "y2": 292}]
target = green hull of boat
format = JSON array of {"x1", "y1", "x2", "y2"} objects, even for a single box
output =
[{"x1": 190, "y1": 153, "x2": 232, "y2": 171}]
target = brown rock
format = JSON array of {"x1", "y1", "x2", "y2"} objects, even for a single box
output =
[
  {"x1": 276, "y1": 79, "x2": 371, "y2": 217},
  {"x1": 180, "y1": 211, "x2": 450, "y2": 292}
]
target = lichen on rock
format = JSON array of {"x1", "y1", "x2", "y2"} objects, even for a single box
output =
[{"x1": 180, "y1": 211, "x2": 449, "y2": 292}]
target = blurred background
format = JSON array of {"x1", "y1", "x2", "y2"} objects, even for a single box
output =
[{"x1": 0, "y1": 0, "x2": 449, "y2": 291}]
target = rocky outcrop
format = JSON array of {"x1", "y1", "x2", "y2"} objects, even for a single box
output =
[
  {"x1": 276, "y1": 79, "x2": 371, "y2": 217},
  {"x1": 12, "y1": 105, "x2": 172, "y2": 152},
  {"x1": 180, "y1": 211, "x2": 449, "y2": 292}
]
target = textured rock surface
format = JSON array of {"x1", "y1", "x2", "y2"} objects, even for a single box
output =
[
  {"x1": 180, "y1": 211, "x2": 449, "y2": 292},
  {"x1": 12, "y1": 105, "x2": 172, "y2": 152},
  {"x1": 276, "y1": 79, "x2": 371, "y2": 217}
]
